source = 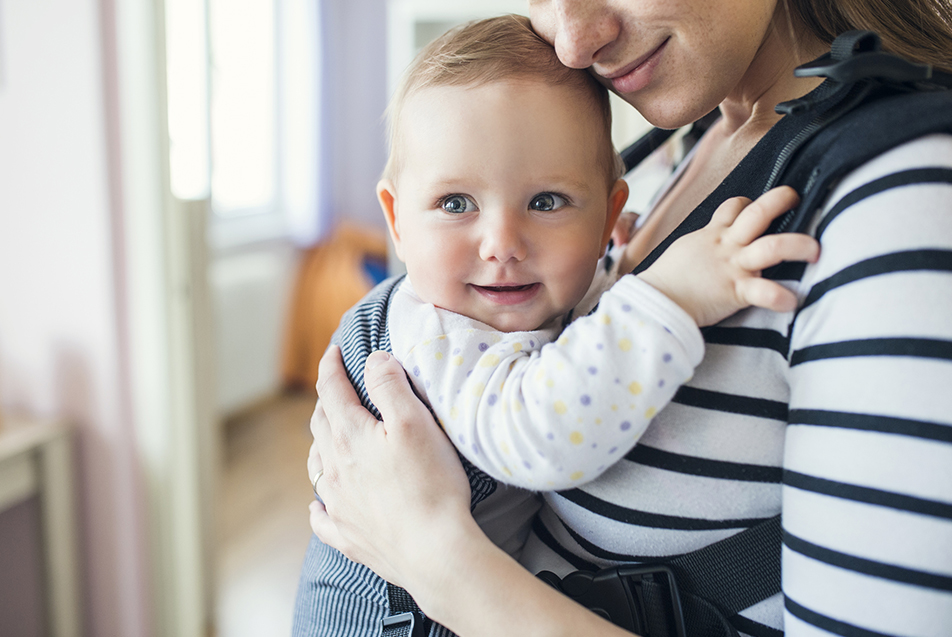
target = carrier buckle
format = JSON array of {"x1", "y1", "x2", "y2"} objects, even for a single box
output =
[
  {"x1": 539, "y1": 564, "x2": 686, "y2": 637},
  {"x1": 381, "y1": 611, "x2": 426, "y2": 637}
]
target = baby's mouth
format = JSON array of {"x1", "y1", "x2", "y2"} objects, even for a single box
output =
[{"x1": 472, "y1": 282, "x2": 541, "y2": 305}]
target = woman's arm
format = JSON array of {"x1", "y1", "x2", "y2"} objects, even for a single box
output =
[
  {"x1": 309, "y1": 347, "x2": 634, "y2": 637},
  {"x1": 782, "y1": 134, "x2": 952, "y2": 634}
]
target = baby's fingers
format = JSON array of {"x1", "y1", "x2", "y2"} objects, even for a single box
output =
[
  {"x1": 735, "y1": 278, "x2": 799, "y2": 313},
  {"x1": 735, "y1": 232, "x2": 820, "y2": 271},
  {"x1": 728, "y1": 186, "x2": 800, "y2": 245}
]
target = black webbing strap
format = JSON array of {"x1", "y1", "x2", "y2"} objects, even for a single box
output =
[
  {"x1": 640, "y1": 515, "x2": 782, "y2": 637},
  {"x1": 383, "y1": 586, "x2": 427, "y2": 637}
]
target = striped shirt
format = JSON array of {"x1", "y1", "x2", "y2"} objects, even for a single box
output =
[{"x1": 293, "y1": 132, "x2": 952, "y2": 637}]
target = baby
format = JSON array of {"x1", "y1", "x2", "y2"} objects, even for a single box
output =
[{"x1": 373, "y1": 15, "x2": 813, "y2": 491}]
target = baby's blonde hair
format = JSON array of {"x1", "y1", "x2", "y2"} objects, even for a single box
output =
[{"x1": 382, "y1": 14, "x2": 624, "y2": 186}]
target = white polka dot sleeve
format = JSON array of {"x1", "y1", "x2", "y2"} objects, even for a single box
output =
[{"x1": 392, "y1": 275, "x2": 705, "y2": 490}]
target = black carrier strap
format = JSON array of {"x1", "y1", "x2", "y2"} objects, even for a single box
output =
[{"x1": 378, "y1": 31, "x2": 952, "y2": 637}]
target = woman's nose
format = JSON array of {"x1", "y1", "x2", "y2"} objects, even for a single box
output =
[
  {"x1": 478, "y1": 214, "x2": 529, "y2": 264},
  {"x1": 536, "y1": 0, "x2": 619, "y2": 69}
]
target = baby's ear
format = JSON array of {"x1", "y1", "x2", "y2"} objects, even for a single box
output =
[
  {"x1": 602, "y1": 178, "x2": 630, "y2": 252},
  {"x1": 377, "y1": 179, "x2": 404, "y2": 261}
]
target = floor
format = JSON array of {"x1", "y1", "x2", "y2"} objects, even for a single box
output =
[{"x1": 215, "y1": 391, "x2": 317, "y2": 637}]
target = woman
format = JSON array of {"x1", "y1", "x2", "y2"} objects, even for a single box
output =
[{"x1": 297, "y1": 0, "x2": 952, "y2": 635}]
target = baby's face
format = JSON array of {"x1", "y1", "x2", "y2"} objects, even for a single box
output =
[{"x1": 382, "y1": 79, "x2": 625, "y2": 332}]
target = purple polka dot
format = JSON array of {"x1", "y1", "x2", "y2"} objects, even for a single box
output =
[
  {"x1": 537, "y1": 450, "x2": 546, "y2": 458},
  {"x1": 621, "y1": 304, "x2": 632, "y2": 312},
  {"x1": 529, "y1": 340, "x2": 536, "y2": 347},
  {"x1": 523, "y1": 461, "x2": 532, "y2": 470},
  {"x1": 597, "y1": 465, "x2": 605, "y2": 472},
  {"x1": 438, "y1": 395, "x2": 444, "y2": 403},
  {"x1": 453, "y1": 347, "x2": 461, "y2": 355},
  {"x1": 663, "y1": 353, "x2": 673, "y2": 362},
  {"x1": 425, "y1": 380, "x2": 431, "y2": 389},
  {"x1": 591, "y1": 443, "x2": 598, "y2": 449},
  {"x1": 546, "y1": 433, "x2": 555, "y2": 440},
  {"x1": 658, "y1": 379, "x2": 665, "y2": 388},
  {"x1": 458, "y1": 434, "x2": 466, "y2": 444},
  {"x1": 620, "y1": 421, "x2": 631, "y2": 431},
  {"x1": 478, "y1": 342, "x2": 489, "y2": 352},
  {"x1": 487, "y1": 394, "x2": 498, "y2": 406},
  {"x1": 587, "y1": 366, "x2": 598, "y2": 375},
  {"x1": 412, "y1": 366, "x2": 421, "y2": 377},
  {"x1": 472, "y1": 444, "x2": 480, "y2": 455},
  {"x1": 580, "y1": 395, "x2": 591, "y2": 406},
  {"x1": 664, "y1": 326, "x2": 672, "y2": 334},
  {"x1": 596, "y1": 343, "x2": 604, "y2": 350},
  {"x1": 609, "y1": 447, "x2": 618, "y2": 454}
]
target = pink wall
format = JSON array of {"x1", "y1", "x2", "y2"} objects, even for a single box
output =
[{"x1": 0, "y1": 0, "x2": 151, "y2": 635}]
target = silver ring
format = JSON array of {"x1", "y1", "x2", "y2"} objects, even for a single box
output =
[{"x1": 312, "y1": 469, "x2": 324, "y2": 495}]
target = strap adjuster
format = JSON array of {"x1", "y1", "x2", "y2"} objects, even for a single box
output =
[
  {"x1": 381, "y1": 611, "x2": 426, "y2": 637},
  {"x1": 539, "y1": 564, "x2": 686, "y2": 637}
]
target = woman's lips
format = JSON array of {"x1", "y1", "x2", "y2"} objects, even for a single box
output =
[
  {"x1": 472, "y1": 282, "x2": 540, "y2": 305},
  {"x1": 606, "y1": 38, "x2": 669, "y2": 94}
]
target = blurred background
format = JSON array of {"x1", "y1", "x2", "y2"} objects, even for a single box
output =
[{"x1": 0, "y1": 1, "x2": 654, "y2": 635}]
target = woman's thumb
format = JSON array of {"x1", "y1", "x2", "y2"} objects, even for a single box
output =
[{"x1": 363, "y1": 351, "x2": 420, "y2": 428}]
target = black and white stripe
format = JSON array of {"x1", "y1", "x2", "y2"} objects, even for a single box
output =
[{"x1": 520, "y1": 134, "x2": 952, "y2": 636}]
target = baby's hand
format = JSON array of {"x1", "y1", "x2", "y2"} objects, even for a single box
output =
[{"x1": 638, "y1": 186, "x2": 819, "y2": 327}]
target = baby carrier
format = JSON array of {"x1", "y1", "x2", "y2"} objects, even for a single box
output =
[{"x1": 374, "y1": 31, "x2": 952, "y2": 637}]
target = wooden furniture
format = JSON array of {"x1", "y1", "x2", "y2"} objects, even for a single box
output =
[{"x1": 0, "y1": 416, "x2": 81, "y2": 637}]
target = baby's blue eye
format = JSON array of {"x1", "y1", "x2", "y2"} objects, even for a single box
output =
[
  {"x1": 441, "y1": 195, "x2": 477, "y2": 214},
  {"x1": 530, "y1": 193, "x2": 567, "y2": 211}
]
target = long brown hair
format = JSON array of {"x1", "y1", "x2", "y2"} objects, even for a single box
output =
[{"x1": 788, "y1": 0, "x2": 952, "y2": 74}]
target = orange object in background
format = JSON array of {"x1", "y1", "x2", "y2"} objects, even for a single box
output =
[{"x1": 281, "y1": 224, "x2": 389, "y2": 392}]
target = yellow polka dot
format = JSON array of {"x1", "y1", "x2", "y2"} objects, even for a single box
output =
[
  {"x1": 500, "y1": 442, "x2": 510, "y2": 455},
  {"x1": 514, "y1": 401, "x2": 523, "y2": 413},
  {"x1": 422, "y1": 339, "x2": 431, "y2": 346},
  {"x1": 502, "y1": 467, "x2": 512, "y2": 477},
  {"x1": 645, "y1": 406, "x2": 658, "y2": 418},
  {"x1": 619, "y1": 338, "x2": 632, "y2": 352},
  {"x1": 513, "y1": 342, "x2": 523, "y2": 352},
  {"x1": 557, "y1": 336, "x2": 569, "y2": 346},
  {"x1": 577, "y1": 417, "x2": 583, "y2": 423},
  {"x1": 611, "y1": 404, "x2": 618, "y2": 411},
  {"x1": 452, "y1": 355, "x2": 464, "y2": 366},
  {"x1": 546, "y1": 379, "x2": 555, "y2": 388},
  {"x1": 556, "y1": 361, "x2": 565, "y2": 371},
  {"x1": 450, "y1": 407, "x2": 459, "y2": 419},
  {"x1": 600, "y1": 314, "x2": 612, "y2": 325},
  {"x1": 628, "y1": 381, "x2": 642, "y2": 395},
  {"x1": 595, "y1": 418, "x2": 602, "y2": 425},
  {"x1": 435, "y1": 351, "x2": 443, "y2": 360},
  {"x1": 554, "y1": 401, "x2": 567, "y2": 415},
  {"x1": 535, "y1": 369, "x2": 546, "y2": 381},
  {"x1": 479, "y1": 354, "x2": 500, "y2": 367},
  {"x1": 436, "y1": 335, "x2": 446, "y2": 340},
  {"x1": 471, "y1": 382, "x2": 485, "y2": 396},
  {"x1": 570, "y1": 471, "x2": 584, "y2": 481},
  {"x1": 569, "y1": 431, "x2": 584, "y2": 445},
  {"x1": 492, "y1": 334, "x2": 501, "y2": 343}
]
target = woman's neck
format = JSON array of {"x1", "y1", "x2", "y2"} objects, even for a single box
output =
[{"x1": 718, "y1": 12, "x2": 828, "y2": 137}]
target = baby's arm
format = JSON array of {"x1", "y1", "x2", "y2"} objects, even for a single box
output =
[
  {"x1": 404, "y1": 186, "x2": 818, "y2": 490},
  {"x1": 402, "y1": 275, "x2": 703, "y2": 489}
]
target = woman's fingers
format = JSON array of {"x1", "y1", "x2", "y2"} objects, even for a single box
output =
[
  {"x1": 307, "y1": 401, "x2": 325, "y2": 488},
  {"x1": 725, "y1": 186, "x2": 800, "y2": 244},
  {"x1": 363, "y1": 350, "x2": 437, "y2": 438}
]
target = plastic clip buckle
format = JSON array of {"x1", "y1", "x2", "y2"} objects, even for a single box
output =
[
  {"x1": 381, "y1": 611, "x2": 426, "y2": 637},
  {"x1": 539, "y1": 564, "x2": 686, "y2": 637}
]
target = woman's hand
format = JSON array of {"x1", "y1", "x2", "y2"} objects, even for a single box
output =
[{"x1": 307, "y1": 346, "x2": 472, "y2": 590}]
